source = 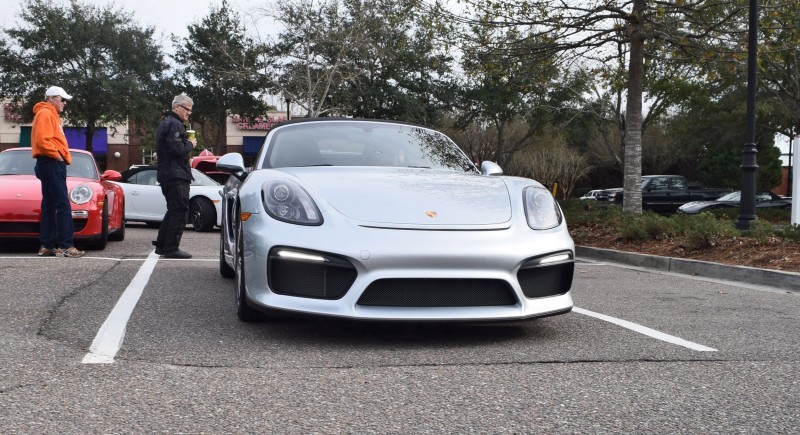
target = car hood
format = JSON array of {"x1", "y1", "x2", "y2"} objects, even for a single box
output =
[
  {"x1": 0, "y1": 174, "x2": 99, "y2": 198},
  {"x1": 678, "y1": 200, "x2": 719, "y2": 211},
  {"x1": 0, "y1": 175, "x2": 42, "y2": 201},
  {"x1": 279, "y1": 167, "x2": 512, "y2": 226}
]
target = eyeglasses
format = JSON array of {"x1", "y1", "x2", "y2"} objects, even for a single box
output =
[{"x1": 179, "y1": 104, "x2": 192, "y2": 114}]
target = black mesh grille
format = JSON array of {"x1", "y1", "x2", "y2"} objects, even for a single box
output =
[
  {"x1": 268, "y1": 256, "x2": 356, "y2": 300},
  {"x1": 0, "y1": 222, "x2": 40, "y2": 233},
  {"x1": 357, "y1": 278, "x2": 518, "y2": 307},
  {"x1": 0, "y1": 219, "x2": 86, "y2": 234},
  {"x1": 73, "y1": 219, "x2": 87, "y2": 232},
  {"x1": 517, "y1": 262, "x2": 574, "y2": 299}
]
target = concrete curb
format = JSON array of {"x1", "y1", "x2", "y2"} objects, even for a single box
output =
[{"x1": 576, "y1": 246, "x2": 800, "y2": 292}]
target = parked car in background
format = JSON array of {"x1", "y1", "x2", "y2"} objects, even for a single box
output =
[
  {"x1": 0, "y1": 147, "x2": 125, "y2": 249},
  {"x1": 114, "y1": 166, "x2": 222, "y2": 232},
  {"x1": 580, "y1": 190, "x2": 604, "y2": 200},
  {"x1": 604, "y1": 188, "x2": 623, "y2": 203},
  {"x1": 191, "y1": 150, "x2": 228, "y2": 184},
  {"x1": 611, "y1": 175, "x2": 732, "y2": 213},
  {"x1": 216, "y1": 118, "x2": 575, "y2": 322},
  {"x1": 677, "y1": 191, "x2": 792, "y2": 214}
]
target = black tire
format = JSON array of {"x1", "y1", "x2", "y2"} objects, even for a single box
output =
[
  {"x1": 190, "y1": 197, "x2": 216, "y2": 232},
  {"x1": 219, "y1": 232, "x2": 235, "y2": 279},
  {"x1": 108, "y1": 202, "x2": 125, "y2": 242},
  {"x1": 89, "y1": 202, "x2": 109, "y2": 250},
  {"x1": 235, "y1": 219, "x2": 259, "y2": 322},
  {"x1": 108, "y1": 221, "x2": 125, "y2": 241}
]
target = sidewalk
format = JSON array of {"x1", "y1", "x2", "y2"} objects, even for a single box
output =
[{"x1": 577, "y1": 246, "x2": 800, "y2": 292}]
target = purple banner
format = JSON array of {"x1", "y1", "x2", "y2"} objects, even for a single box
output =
[{"x1": 65, "y1": 127, "x2": 107, "y2": 155}]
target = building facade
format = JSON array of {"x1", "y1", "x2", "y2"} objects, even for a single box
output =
[
  {"x1": 1, "y1": 99, "x2": 288, "y2": 170},
  {"x1": 1, "y1": 99, "x2": 131, "y2": 171}
]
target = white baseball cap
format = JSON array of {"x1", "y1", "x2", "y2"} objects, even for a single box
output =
[{"x1": 45, "y1": 86, "x2": 73, "y2": 100}]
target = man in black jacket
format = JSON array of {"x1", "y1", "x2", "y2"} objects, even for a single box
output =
[{"x1": 153, "y1": 93, "x2": 197, "y2": 259}]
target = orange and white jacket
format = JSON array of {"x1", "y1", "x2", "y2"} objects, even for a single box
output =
[{"x1": 31, "y1": 101, "x2": 71, "y2": 165}]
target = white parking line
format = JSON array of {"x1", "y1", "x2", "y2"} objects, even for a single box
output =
[
  {"x1": 81, "y1": 251, "x2": 160, "y2": 364},
  {"x1": 573, "y1": 307, "x2": 718, "y2": 352}
]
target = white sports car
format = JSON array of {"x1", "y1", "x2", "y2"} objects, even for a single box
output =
[
  {"x1": 216, "y1": 119, "x2": 575, "y2": 322},
  {"x1": 115, "y1": 166, "x2": 223, "y2": 232}
]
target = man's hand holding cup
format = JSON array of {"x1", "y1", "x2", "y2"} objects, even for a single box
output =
[{"x1": 186, "y1": 129, "x2": 197, "y2": 148}]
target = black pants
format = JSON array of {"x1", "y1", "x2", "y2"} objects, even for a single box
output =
[
  {"x1": 155, "y1": 180, "x2": 190, "y2": 253},
  {"x1": 35, "y1": 157, "x2": 75, "y2": 249}
]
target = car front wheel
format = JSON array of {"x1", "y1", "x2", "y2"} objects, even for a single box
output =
[
  {"x1": 219, "y1": 233, "x2": 235, "y2": 279},
  {"x1": 235, "y1": 219, "x2": 259, "y2": 322}
]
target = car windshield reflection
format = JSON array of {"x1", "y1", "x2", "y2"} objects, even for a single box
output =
[
  {"x1": 263, "y1": 121, "x2": 478, "y2": 172},
  {"x1": 0, "y1": 149, "x2": 97, "y2": 179}
]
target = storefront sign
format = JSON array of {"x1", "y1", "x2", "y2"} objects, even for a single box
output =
[
  {"x1": 230, "y1": 114, "x2": 287, "y2": 130},
  {"x1": 3, "y1": 103, "x2": 23, "y2": 123}
]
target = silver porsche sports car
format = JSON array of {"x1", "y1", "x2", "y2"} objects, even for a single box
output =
[{"x1": 216, "y1": 119, "x2": 574, "y2": 322}]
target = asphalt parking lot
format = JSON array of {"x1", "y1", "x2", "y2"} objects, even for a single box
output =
[{"x1": 0, "y1": 224, "x2": 798, "y2": 432}]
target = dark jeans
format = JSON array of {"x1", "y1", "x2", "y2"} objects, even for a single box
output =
[
  {"x1": 35, "y1": 157, "x2": 74, "y2": 249},
  {"x1": 155, "y1": 180, "x2": 190, "y2": 253}
]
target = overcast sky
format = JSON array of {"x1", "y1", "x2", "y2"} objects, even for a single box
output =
[{"x1": 0, "y1": 0, "x2": 272, "y2": 49}]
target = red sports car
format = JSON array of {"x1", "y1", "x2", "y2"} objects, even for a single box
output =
[{"x1": 0, "y1": 147, "x2": 125, "y2": 249}]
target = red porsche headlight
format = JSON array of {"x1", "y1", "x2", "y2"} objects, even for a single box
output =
[{"x1": 69, "y1": 184, "x2": 93, "y2": 205}]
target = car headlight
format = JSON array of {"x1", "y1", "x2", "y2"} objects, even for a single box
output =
[
  {"x1": 69, "y1": 184, "x2": 93, "y2": 205},
  {"x1": 523, "y1": 186, "x2": 562, "y2": 230},
  {"x1": 262, "y1": 179, "x2": 323, "y2": 225}
]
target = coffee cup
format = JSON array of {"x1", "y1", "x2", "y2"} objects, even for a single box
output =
[{"x1": 186, "y1": 129, "x2": 196, "y2": 140}]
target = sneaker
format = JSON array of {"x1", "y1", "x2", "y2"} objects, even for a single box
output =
[
  {"x1": 38, "y1": 246, "x2": 56, "y2": 256},
  {"x1": 162, "y1": 249, "x2": 192, "y2": 259},
  {"x1": 152, "y1": 241, "x2": 163, "y2": 255},
  {"x1": 56, "y1": 247, "x2": 85, "y2": 258}
]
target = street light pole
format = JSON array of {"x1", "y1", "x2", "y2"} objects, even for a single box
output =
[
  {"x1": 284, "y1": 94, "x2": 292, "y2": 121},
  {"x1": 736, "y1": 0, "x2": 759, "y2": 230}
]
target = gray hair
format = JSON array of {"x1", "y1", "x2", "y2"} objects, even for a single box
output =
[{"x1": 172, "y1": 92, "x2": 193, "y2": 109}]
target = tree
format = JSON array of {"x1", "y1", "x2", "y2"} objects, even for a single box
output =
[
  {"x1": 172, "y1": 0, "x2": 268, "y2": 155},
  {"x1": 454, "y1": 18, "x2": 580, "y2": 168},
  {"x1": 0, "y1": 0, "x2": 168, "y2": 153},
  {"x1": 508, "y1": 129, "x2": 592, "y2": 199},
  {"x1": 456, "y1": 0, "x2": 756, "y2": 214},
  {"x1": 754, "y1": 1, "x2": 800, "y2": 146},
  {"x1": 330, "y1": 0, "x2": 458, "y2": 126},
  {"x1": 667, "y1": 87, "x2": 783, "y2": 190},
  {"x1": 260, "y1": 0, "x2": 458, "y2": 123},
  {"x1": 263, "y1": 0, "x2": 371, "y2": 117}
]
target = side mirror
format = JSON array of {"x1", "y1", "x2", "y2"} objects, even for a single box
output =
[
  {"x1": 101, "y1": 170, "x2": 122, "y2": 182},
  {"x1": 480, "y1": 161, "x2": 503, "y2": 176},
  {"x1": 216, "y1": 153, "x2": 246, "y2": 179}
]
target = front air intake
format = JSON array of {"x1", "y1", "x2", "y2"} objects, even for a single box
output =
[
  {"x1": 517, "y1": 252, "x2": 574, "y2": 299},
  {"x1": 268, "y1": 248, "x2": 356, "y2": 300},
  {"x1": 357, "y1": 278, "x2": 518, "y2": 307}
]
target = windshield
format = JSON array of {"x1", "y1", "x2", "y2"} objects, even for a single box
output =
[
  {"x1": 191, "y1": 168, "x2": 220, "y2": 186},
  {"x1": 716, "y1": 191, "x2": 741, "y2": 202},
  {"x1": 0, "y1": 150, "x2": 98, "y2": 179},
  {"x1": 262, "y1": 121, "x2": 478, "y2": 172}
]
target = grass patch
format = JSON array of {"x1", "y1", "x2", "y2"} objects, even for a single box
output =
[{"x1": 560, "y1": 199, "x2": 794, "y2": 248}]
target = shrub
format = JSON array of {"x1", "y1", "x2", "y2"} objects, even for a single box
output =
[
  {"x1": 740, "y1": 218, "x2": 776, "y2": 241},
  {"x1": 776, "y1": 224, "x2": 800, "y2": 241},
  {"x1": 678, "y1": 212, "x2": 737, "y2": 249},
  {"x1": 559, "y1": 199, "x2": 624, "y2": 227},
  {"x1": 617, "y1": 211, "x2": 676, "y2": 240}
]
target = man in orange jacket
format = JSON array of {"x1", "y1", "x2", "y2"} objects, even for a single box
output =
[{"x1": 31, "y1": 86, "x2": 85, "y2": 258}]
